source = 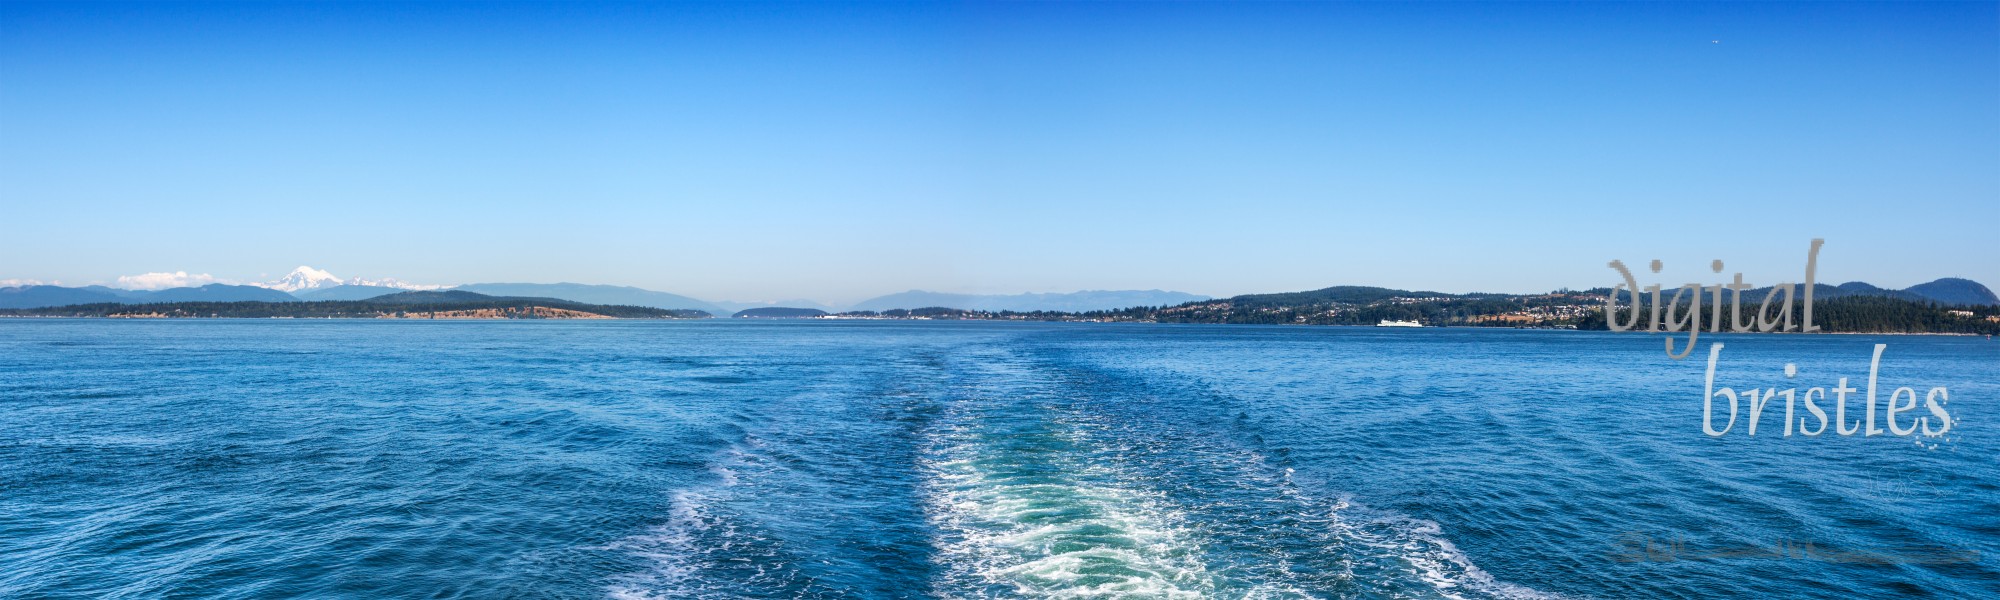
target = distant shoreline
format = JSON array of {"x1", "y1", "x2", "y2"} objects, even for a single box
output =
[
  {"x1": 2, "y1": 314, "x2": 1991, "y2": 338},
  {"x1": 7, "y1": 280, "x2": 1996, "y2": 333},
  {"x1": 5, "y1": 284, "x2": 1997, "y2": 335}
]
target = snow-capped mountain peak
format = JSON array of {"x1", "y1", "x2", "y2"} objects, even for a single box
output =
[
  {"x1": 262, "y1": 266, "x2": 344, "y2": 292},
  {"x1": 255, "y1": 266, "x2": 447, "y2": 292},
  {"x1": 344, "y1": 277, "x2": 445, "y2": 291}
]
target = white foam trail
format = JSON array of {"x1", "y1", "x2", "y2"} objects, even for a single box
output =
[{"x1": 922, "y1": 411, "x2": 1220, "y2": 599}]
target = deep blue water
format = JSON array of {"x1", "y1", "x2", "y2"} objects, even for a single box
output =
[{"x1": 1, "y1": 320, "x2": 1994, "y2": 599}]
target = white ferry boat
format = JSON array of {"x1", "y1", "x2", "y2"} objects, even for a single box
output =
[{"x1": 1376, "y1": 319, "x2": 1422, "y2": 327}]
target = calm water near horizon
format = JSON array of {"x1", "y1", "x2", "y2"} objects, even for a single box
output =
[{"x1": 2, "y1": 320, "x2": 1994, "y2": 598}]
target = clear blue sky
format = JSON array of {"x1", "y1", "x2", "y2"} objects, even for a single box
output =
[{"x1": 3, "y1": 2, "x2": 1994, "y2": 303}]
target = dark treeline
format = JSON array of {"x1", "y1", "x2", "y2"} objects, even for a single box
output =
[
  {"x1": 1575, "y1": 294, "x2": 2000, "y2": 335},
  {"x1": 1046, "y1": 289, "x2": 1606, "y2": 328},
  {"x1": 0, "y1": 299, "x2": 709, "y2": 319},
  {"x1": 833, "y1": 291, "x2": 1602, "y2": 328},
  {"x1": 832, "y1": 291, "x2": 2000, "y2": 334}
]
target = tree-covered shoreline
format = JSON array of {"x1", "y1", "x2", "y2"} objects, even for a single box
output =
[{"x1": 827, "y1": 288, "x2": 2000, "y2": 335}]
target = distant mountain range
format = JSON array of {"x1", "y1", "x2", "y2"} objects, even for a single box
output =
[
  {"x1": 3, "y1": 276, "x2": 1991, "y2": 314},
  {"x1": 0, "y1": 286, "x2": 124, "y2": 308},
  {"x1": 1872, "y1": 278, "x2": 1996, "y2": 306},
  {"x1": 0, "y1": 284, "x2": 299, "y2": 308},
  {"x1": 1720, "y1": 279, "x2": 2000, "y2": 307},
  {"x1": 125, "y1": 284, "x2": 301, "y2": 303}
]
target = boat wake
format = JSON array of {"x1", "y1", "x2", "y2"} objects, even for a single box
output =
[
  {"x1": 922, "y1": 396, "x2": 1217, "y2": 598},
  {"x1": 608, "y1": 342, "x2": 1561, "y2": 599}
]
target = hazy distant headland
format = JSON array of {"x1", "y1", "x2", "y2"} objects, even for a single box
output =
[{"x1": 733, "y1": 307, "x2": 831, "y2": 319}]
